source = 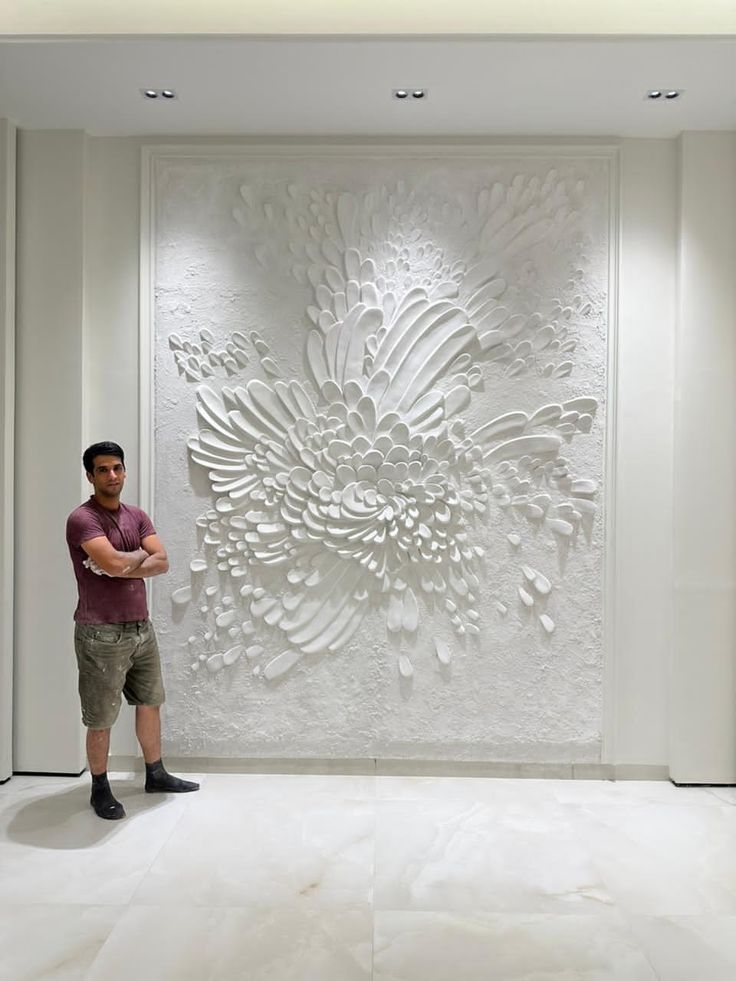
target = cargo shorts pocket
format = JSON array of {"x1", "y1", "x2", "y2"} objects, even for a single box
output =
[{"x1": 89, "y1": 624, "x2": 125, "y2": 645}]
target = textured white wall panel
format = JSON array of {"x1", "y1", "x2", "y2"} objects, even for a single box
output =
[{"x1": 149, "y1": 149, "x2": 612, "y2": 761}]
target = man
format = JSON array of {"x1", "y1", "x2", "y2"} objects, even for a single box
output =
[{"x1": 66, "y1": 440, "x2": 198, "y2": 820}]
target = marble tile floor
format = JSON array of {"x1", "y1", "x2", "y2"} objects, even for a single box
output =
[{"x1": 1, "y1": 772, "x2": 736, "y2": 980}]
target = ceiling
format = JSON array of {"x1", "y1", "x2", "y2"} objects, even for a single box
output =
[
  {"x1": 0, "y1": 35, "x2": 734, "y2": 138},
  {"x1": 2, "y1": 0, "x2": 736, "y2": 35}
]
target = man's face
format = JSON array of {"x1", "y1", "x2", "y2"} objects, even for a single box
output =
[{"x1": 86, "y1": 455, "x2": 126, "y2": 499}]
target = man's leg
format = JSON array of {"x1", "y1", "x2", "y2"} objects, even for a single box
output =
[
  {"x1": 86, "y1": 727, "x2": 125, "y2": 820},
  {"x1": 87, "y1": 726, "x2": 111, "y2": 775},
  {"x1": 75, "y1": 622, "x2": 128, "y2": 821},
  {"x1": 135, "y1": 705, "x2": 199, "y2": 794},
  {"x1": 135, "y1": 704, "x2": 161, "y2": 763}
]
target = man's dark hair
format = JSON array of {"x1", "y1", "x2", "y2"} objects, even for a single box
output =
[{"x1": 83, "y1": 441, "x2": 125, "y2": 475}]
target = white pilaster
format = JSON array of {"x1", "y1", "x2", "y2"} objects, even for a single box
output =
[
  {"x1": 610, "y1": 139, "x2": 676, "y2": 767},
  {"x1": 0, "y1": 119, "x2": 16, "y2": 783},
  {"x1": 671, "y1": 131, "x2": 736, "y2": 784},
  {"x1": 14, "y1": 130, "x2": 87, "y2": 773}
]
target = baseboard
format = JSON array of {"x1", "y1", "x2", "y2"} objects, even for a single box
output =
[
  {"x1": 108, "y1": 756, "x2": 671, "y2": 781},
  {"x1": 12, "y1": 768, "x2": 87, "y2": 778},
  {"x1": 613, "y1": 764, "x2": 670, "y2": 781}
]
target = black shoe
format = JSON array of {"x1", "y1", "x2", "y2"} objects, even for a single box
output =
[
  {"x1": 144, "y1": 759, "x2": 200, "y2": 794},
  {"x1": 90, "y1": 776, "x2": 126, "y2": 820}
]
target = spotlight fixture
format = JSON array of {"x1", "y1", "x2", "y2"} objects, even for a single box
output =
[
  {"x1": 140, "y1": 88, "x2": 178, "y2": 101},
  {"x1": 646, "y1": 89, "x2": 682, "y2": 101},
  {"x1": 393, "y1": 88, "x2": 428, "y2": 101}
]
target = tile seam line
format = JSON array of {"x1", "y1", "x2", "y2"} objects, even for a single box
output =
[
  {"x1": 619, "y1": 910, "x2": 666, "y2": 981},
  {"x1": 123, "y1": 792, "x2": 193, "y2": 908},
  {"x1": 76, "y1": 904, "x2": 128, "y2": 981}
]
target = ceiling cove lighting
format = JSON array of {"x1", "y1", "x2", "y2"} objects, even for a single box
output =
[
  {"x1": 141, "y1": 88, "x2": 178, "y2": 100},
  {"x1": 647, "y1": 89, "x2": 682, "y2": 100},
  {"x1": 393, "y1": 89, "x2": 428, "y2": 100}
]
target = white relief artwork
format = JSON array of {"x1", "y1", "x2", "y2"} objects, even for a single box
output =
[{"x1": 152, "y1": 153, "x2": 610, "y2": 761}]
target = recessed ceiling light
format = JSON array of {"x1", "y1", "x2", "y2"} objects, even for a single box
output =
[
  {"x1": 393, "y1": 88, "x2": 428, "y2": 101},
  {"x1": 646, "y1": 89, "x2": 683, "y2": 101},
  {"x1": 141, "y1": 88, "x2": 177, "y2": 101}
]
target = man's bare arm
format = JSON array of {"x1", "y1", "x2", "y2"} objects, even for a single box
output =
[
  {"x1": 119, "y1": 534, "x2": 169, "y2": 579},
  {"x1": 81, "y1": 536, "x2": 149, "y2": 577}
]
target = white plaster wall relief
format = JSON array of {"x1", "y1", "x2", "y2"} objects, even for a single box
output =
[{"x1": 153, "y1": 154, "x2": 609, "y2": 760}]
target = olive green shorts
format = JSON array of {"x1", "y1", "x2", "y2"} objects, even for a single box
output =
[{"x1": 74, "y1": 619, "x2": 166, "y2": 730}]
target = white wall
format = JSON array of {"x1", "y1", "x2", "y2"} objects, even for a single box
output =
[
  {"x1": 13, "y1": 132, "x2": 731, "y2": 776},
  {"x1": 671, "y1": 132, "x2": 736, "y2": 784},
  {"x1": 13, "y1": 131, "x2": 87, "y2": 773},
  {"x1": 0, "y1": 119, "x2": 16, "y2": 783}
]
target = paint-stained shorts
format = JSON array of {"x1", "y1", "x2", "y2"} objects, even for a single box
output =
[{"x1": 74, "y1": 619, "x2": 165, "y2": 729}]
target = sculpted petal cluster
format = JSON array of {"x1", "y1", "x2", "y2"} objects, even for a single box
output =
[
  {"x1": 189, "y1": 291, "x2": 490, "y2": 663},
  {"x1": 181, "y1": 175, "x2": 601, "y2": 680}
]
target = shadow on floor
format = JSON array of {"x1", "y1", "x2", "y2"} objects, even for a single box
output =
[{"x1": 4, "y1": 779, "x2": 170, "y2": 850}]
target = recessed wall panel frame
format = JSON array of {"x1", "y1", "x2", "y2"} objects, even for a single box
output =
[{"x1": 140, "y1": 142, "x2": 619, "y2": 764}]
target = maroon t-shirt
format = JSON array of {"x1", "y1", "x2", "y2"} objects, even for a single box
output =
[{"x1": 66, "y1": 498, "x2": 156, "y2": 624}]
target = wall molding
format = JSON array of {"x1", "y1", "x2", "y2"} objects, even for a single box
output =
[
  {"x1": 140, "y1": 141, "x2": 620, "y2": 762},
  {"x1": 111, "y1": 754, "x2": 666, "y2": 782},
  {"x1": 601, "y1": 146, "x2": 621, "y2": 762}
]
